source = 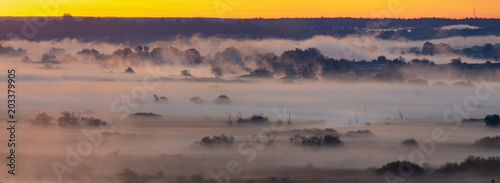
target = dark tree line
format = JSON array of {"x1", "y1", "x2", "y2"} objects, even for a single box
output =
[
  {"x1": 405, "y1": 42, "x2": 500, "y2": 61},
  {"x1": 31, "y1": 112, "x2": 107, "y2": 127},
  {"x1": 3, "y1": 16, "x2": 500, "y2": 43}
]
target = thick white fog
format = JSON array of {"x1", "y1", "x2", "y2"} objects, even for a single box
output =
[{"x1": 0, "y1": 36, "x2": 499, "y2": 183}]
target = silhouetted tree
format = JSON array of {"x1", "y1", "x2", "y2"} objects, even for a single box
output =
[
  {"x1": 32, "y1": 112, "x2": 53, "y2": 126},
  {"x1": 485, "y1": 114, "x2": 500, "y2": 127}
]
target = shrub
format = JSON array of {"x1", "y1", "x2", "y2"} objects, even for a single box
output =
[
  {"x1": 190, "y1": 96, "x2": 204, "y2": 104},
  {"x1": 485, "y1": 114, "x2": 500, "y2": 127},
  {"x1": 181, "y1": 70, "x2": 192, "y2": 77},
  {"x1": 248, "y1": 113, "x2": 268, "y2": 123},
  {"x1": 118, "y1": 168, "x2": 139, "y2": 183},
  {"x1": 345, "y1": 129, "x2": 372, "y2": 136},
  {"x1": 130, "y1": 112, "x2": 161, "y2": 117},
  {"x1": 57, "y1": 111, "x2": 81, "y2": 127},
  {"x1": 376, "y1": 161, "x2": 424, "y2": 175},
  {"x1": 289, "y1": 134, "x2": 342, "y2": 146},
  {"x1": 401, "y1": 138, "x2": 418, "y2": 146},
  {"x1": 214, "y1": 94, "x2": 231, "y2": 105},
  {"x1": 32, "y1": 112, "x2": 53, "y2": 126},
  {"x1": 57, "y1": 111, "x2": 107, "y2": 127},
  {"x1": 282, "y1": 128, "x2": 339, "y2": 136},
  {"x1": 80, "y1": 117, "x2": 107, "y2": 126},
  {"x1": 475, "y1": 136, "x2": 500, "y2": 147},
  {"x1": 233, "y1": 113, "x2": 270, "y2": 125},
  {"x1": 196, "y1": 134, "x2": 234, "y2": 146}
]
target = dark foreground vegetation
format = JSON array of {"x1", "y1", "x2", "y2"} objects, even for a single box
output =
[{"x1": 117, "y1": 168, "x2": 292, "y2": 183}]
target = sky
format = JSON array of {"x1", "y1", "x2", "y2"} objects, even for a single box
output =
[{"x1": 0, "y1": 0, "x2": 498, "y2": 18}]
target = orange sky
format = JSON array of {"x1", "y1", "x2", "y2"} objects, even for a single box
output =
[{"x1": 0, "y1": 0, "x2": 498, "y2": 18}]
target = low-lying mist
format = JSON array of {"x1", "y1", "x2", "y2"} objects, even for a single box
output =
[{"x1": 1, "y1": 36, "x2": 499, "y2": 183}]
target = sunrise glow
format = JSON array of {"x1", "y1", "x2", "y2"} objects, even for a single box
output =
[{"x1": 0, "y1": 0, "x2": 499, "y2": 19}]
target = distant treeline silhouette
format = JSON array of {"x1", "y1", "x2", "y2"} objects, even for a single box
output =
[{"x1": 2, "y1": 16, "x2": 500, "y2": 43}]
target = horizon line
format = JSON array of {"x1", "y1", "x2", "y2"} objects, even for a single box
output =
[{"x1": 0, "y1": 15, "x2": 499, "y2": 20}]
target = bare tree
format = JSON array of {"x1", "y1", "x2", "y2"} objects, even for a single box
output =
[
  {"x1": 286, "y1": 112, "x2": 292, "y2": 125},
  {"x1": 236, "y1": 112, "x2": 243, "y2": 124},
  {"x1": 345, "y1": 113, "x2": 360, "y2": 126},
  {"x1": 396, "y1": 108, "x2": 404, "y2": 120},
  {"x1": 226, "y1": 113, "x2": 233, "y2": 126}
]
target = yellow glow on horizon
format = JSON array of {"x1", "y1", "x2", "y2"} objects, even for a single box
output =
[{"x1": 0, "y1": 0, "x2": 498, "y2": 19}]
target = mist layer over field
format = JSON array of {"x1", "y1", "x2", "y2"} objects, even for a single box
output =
[{"x1": 0, "y1": 36, "x2": 499, "y2": 183}]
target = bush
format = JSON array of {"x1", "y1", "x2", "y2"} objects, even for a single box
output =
[
  {"x1": 214, "y1": 94, "x2": 231, "y2": 105},
  {"x1": 345, "y1": 129, "x2": 372, "y2": 136},
  {"x1": 190, "y1": 96, "x2": 204, "y2": 104},
  {"x1": 118, "y1": 168, "x2": 139, "y2": 183},
  {"x1": 130, "y1": 112, "x2": 161, "y2": 117},
  {"x1": 289, "y1": 134, "x2": 342, "y2": 146},
  {"x1": 401, "y1": 138, "x2": 418, "y2": 146},
  {"x1": 196, "y1": 134, "x2": 234, "y2": 146},
  {"x1": 233, "y1": 113, "x2": 270, "y2": 125},
  {"x1": 376, "y1": 161, "x2": 424, "y2": 175},
  {"x1": 57, "y1": 111, "x2": 81, "y2": 127},
  {"x1": 58, "y1": 111, "x2": 107, "y2": 127},
  {"x1": 32, "y1": 112, "x2": 53, "y2": 126},
  {"x1": 282, "y1": 128, "x2": 339, "y2": 136},
  {"x1": 485, "y1": 114, "x2": 500, "y2": 127},
  {"x1": 475, "y1": 136, "x2": 500, "y2": 147}
]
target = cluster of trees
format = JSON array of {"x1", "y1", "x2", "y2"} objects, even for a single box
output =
[
  {"x1": 214, "y1": 95, "x2": 231, "y2": 105},
  {"x1": 77, "y1": 46, "x2": 203, "y2": 66},
  {"x1": 378, "y1": 156, "x2": 500, "y2": 176},
  {"x1": 435, "y1": 156, "x2": 500, "y2": 174},
  {"x1": 189, "y1": 96, "x2": 204, "y2": 104},
  {"x1": 0, "y1": 44, "x2": 26, "y2": 56},
  {"x1": 195, "y1": 134, "x2": 234, "y2": 146},
  {"x1": 130, "y1": 112, "x2": 161, "y2": 117},
  {"x1": 31, "y1": 112, "x2": 107, "y2": 127},
  {"x1": 376, "y1": 161, "x2": 425, "y2": 175},
  {"x1": 345, "y1": 129, "x2": 372, "y2": 136},
  {"x1": 27, "y1": 43, "x2": 499, "y2": 82},
  {"x1": 405, "y1": 42, "x2": 500, "y2": 61},
  {"x1": 225, "y1": 112, "x2": 290, "y2": 127},
  {"x1": 281, "y1": 128, "x2": 338, "y2": 136},
  {"x1": 485, "y1": 114, "x2": 500, "y2": 127},
  {"x1": 289, "y1": 134, "x2": 343, "y2": 146},
  {"x1": 474, "y1": 136, "x2": 500, "y2": 147},
  {"x1": 401, "y1": 138, "x2": 419, "y2": 146}
]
